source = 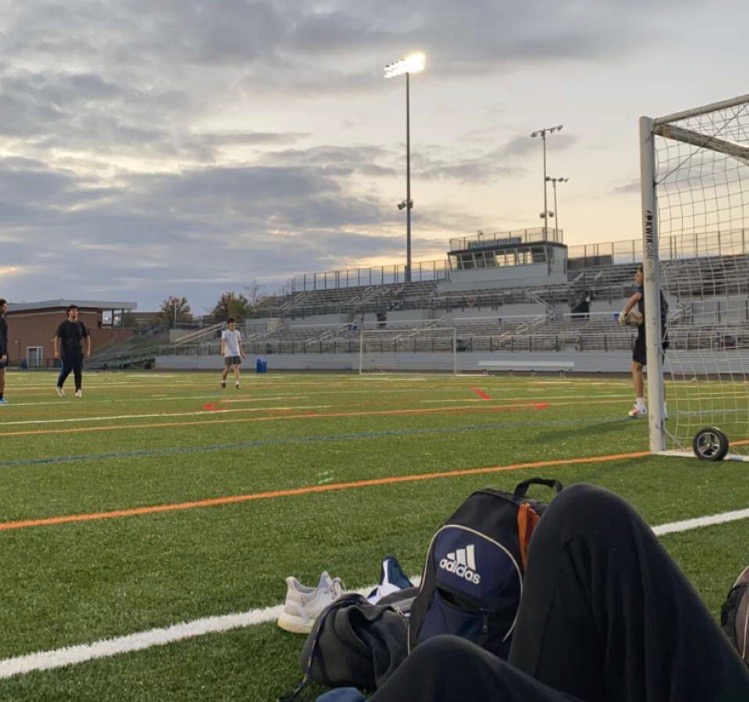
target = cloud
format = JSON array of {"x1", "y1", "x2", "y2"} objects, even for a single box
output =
[
  {"x1": 610, "y1": 180, "x2": 641, "y2": 195},
  {"x1": 0, "y1": 0, "x2": 720, "y2": 311},
  {"x1": 1, "y1": 1, "x2": 696, "y2": 103},
  {"x1": 410, "y1": 132, "x2": 577, "y2": 184}
]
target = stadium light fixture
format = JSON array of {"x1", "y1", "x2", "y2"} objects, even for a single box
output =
[
  {"x1": 384, "y1": 52, "x2": 426, "y2": 78},
  {"x1": 546, "y1": 177, "x2": 569, "y2": 242},
  {"x1": 384, "y1": 51, "x2": 426, "y2": 283},
  {"x1": 531, "y1": 125, "x2": 564, "y2": 239}
]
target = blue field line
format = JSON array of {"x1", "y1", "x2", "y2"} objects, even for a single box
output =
[{"x1": 0, "y1": 417, "x2": 627, "y2": 470}]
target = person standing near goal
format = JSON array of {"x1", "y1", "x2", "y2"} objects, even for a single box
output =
[
  {"x1": 619, "y1": 265, "x2": 669, "y2": 418},
  {"x1": 220, "y1": 317, "x2": 245, "y2": 389}
]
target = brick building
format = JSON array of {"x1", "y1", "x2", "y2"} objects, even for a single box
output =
[{"x1": 4, "y1": 299, "x2": 137, "y2": 367}]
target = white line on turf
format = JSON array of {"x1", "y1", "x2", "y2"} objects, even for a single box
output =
[
  {"x1": 0, "y1": 406, "x2": 332, "y2": 426},
  {"x1": 0, "y1": 509, "x2": 747, "y2": 680},
  {"x1": 1, "y1": 395, "x2": 309, "y2": 409},
  {"x1": 652, "y1": 507, "x2": 749, "y2": 536}
]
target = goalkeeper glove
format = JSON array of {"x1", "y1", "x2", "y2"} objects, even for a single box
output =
[{"x1": 618, "y1": 311, "x2": 627, "y2": 325}]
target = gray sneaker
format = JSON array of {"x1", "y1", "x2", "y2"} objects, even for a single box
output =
[
  {"x1": 56, "y1": 386, "x2": 65, "y2": 397},
  {"x1": 277, "y1": 571, "x2": 345, "y2": 634}
]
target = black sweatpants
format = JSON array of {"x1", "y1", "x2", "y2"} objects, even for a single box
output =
[
  {"x1": 370, "y1": 485, "x2": 749, "y2": 702},
  {"x1": 58, "y1": 355, "x2": 83, "y2": 391}
]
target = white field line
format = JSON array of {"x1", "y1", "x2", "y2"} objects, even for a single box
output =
[
  {"x1": 0, "y1": 509, "x2": 747, "y2": 680},
  {"x1": 652, "y1": 507, "x2": 749, "y2": 536},
  {"x1": 1, "y1": 395, "x2": 309, "y2": 409},
  {"x1": 0, "y1": 406, "x2": 332, "y2": 427}
]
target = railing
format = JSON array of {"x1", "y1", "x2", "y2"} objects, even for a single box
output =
[
  {"x1": 289, "y1": 261, "x2": 449, "y2": 293},
  {"x1": 449, "y1": 227, "x2": 564, "y2": 251}
]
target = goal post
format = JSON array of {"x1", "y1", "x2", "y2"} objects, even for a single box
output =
[
  {"x1": 639, "y1": 94, "x2": 749, "y2": 461},
  {"x1": 358, "y1": 326, "x2": 458, "y2": 374}
]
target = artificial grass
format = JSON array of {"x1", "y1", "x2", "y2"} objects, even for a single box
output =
[{"x1": 0, "y1": 370, "x2": 746, "y2": 700}]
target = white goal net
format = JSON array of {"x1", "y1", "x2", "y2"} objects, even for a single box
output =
[
  {"x1": 640, "y1": 94, "x2": 749, "y2": 460},
  {"x1": 358, "y1": 326, "x2": 457, "y2": 374}
]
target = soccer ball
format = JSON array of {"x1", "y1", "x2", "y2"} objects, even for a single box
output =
[{"x1": 620, "y1": 310, "x2": 643, "y2": 327}]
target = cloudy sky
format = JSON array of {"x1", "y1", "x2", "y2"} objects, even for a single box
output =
[{"x1": 0, "y1": 0, "x2": 745, "y2": 313}]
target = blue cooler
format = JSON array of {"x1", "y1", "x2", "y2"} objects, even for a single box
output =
[{"x1": 256, "y1": 358, "x2": 267, "y2": 373}]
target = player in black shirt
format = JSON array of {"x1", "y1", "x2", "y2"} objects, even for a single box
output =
[
  {"x1": 619, "y1": 265, "x2": 669, "y2": 418},
  {"x1": 53, "y1": 305, "x2": 91, "y2": 398}
]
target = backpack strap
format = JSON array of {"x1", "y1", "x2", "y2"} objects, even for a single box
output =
[
  {"x1": 513, "y1": 478, "x2": 564, "y2": 499},
  {"x1": 517, "y1": 503, "x2": 542, "y2": 571}
]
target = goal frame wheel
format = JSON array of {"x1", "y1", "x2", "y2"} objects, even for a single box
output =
[{"x1": 692, "y1": 427, "x2": 729, "y2": 462}]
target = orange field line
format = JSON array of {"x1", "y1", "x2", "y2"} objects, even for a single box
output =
[
  {"x1": 0, "y1": 449, "x2": 648, "y2": 532},
  {"x1": 0, "y1": 401, "x2": 551, "y2": 438}
]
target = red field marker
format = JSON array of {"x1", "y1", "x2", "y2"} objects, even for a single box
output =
[{"x1": 471, "y1": 388, "x2": 492, "y2": 400}]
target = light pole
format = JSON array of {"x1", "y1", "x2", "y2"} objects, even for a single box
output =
[
  {"x1": 384, "y1": 51, "x2": 425, "y2": 283},
  {"x1": 546, "y1": 176, "x2": 569, "y2": 241},
  {"x1": 530, "y1": 125, "x2": 563, "y2": 239}
]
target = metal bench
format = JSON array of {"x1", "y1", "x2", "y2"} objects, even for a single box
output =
[{"x1": 477, "y1": 360, "x2": 575, "y2": 375}]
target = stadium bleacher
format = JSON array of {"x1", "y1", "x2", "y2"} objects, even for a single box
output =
[{"x1": 99, "y1": 232, "x2": 748, "y2": 367}]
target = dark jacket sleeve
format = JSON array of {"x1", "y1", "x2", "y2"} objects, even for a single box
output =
[{"x1": 0, "y1": 317, "x2": 7, "y2": 357}]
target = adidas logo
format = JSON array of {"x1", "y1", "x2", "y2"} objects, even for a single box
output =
[{"x1": 439, "y1": 544, "x2": 481, "y2": 585}]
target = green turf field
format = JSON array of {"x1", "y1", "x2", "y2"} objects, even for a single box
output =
[{"x1": 0, "y1": 370, "x2": 746, "y2": 700}]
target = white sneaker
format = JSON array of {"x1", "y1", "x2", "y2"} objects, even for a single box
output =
[
  {"x1": 277, "y1": 571, "x2": 345, "y2": 634},
  {"x1": 56, "y1": 386, "x2": 65, "y2": 397},
  {"x1": 628, "y1": 405, "x2": 648, "y2": 418},
  {"x1": 75, "y1": 390, "x2": 82, "y2": 398}
]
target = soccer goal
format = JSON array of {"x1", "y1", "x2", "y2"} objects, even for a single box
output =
[
  {"x1": 640, "y1": 94, "x2": 749, "y2": 461},
  {"x1": 358, "y1": 326, "x2": 458, "y2": 374}
]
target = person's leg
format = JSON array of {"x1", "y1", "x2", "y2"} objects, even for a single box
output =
[
  {"x1": 221, "y1": 360, "x2": 230, "y2": 386},
  {"x1": 0, "y1": 364, "x2": 5, "y2": 400},
  {"x1": 73, "y1": 358, "x2": 83, "y2": 392},
  {"x1": 369, "y1": 635, "x2": 579, "y2": 702},
  {"x1": 57, "y1": 358, "x2": 72, "y2": 389},
  {"x1": 233, "y1": 361, "x2": 240, "y2": 386},
  {"x1": 631, "y1": 360, "x2": 644, "y2": 399},
  {"x1": 630, "y1": 331, "x2": 647, "y2": 415},
  {"x1": 509, "y1": 484, "x2": 749, "y2": 702}
]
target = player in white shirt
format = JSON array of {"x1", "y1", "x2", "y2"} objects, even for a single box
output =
[{"x1": 220, "y1": 317, "x2": 246, "y2": 389}]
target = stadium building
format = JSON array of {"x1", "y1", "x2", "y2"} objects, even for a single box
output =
[{"x1": 4, "y1": 299, "x2": 136, "y2": 368}]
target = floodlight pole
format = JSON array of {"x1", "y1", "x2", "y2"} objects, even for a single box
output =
[
  {"x1": 542, "y1": 133, "x2": 549, "y2": 236},
  {"x1": 385, "y1": 52, "x2": 425, "y2": 284},
  {"x1": 531, "y1": 125, "x2": 563, "y2": 239},
  {"x1": 547, "y1": 177, "x2": 569, "y2": 242},
  {"x1": 405, "y1": 71, "x2": 412, "y2": 283}
]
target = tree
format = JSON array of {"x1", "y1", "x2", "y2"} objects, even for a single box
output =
[
  {"x1": 157, "y1": 296, "x2": 193, "y2": 328},
  {"x1": 211, "y1": 291, "x2": 252, "y2": 322},
  {"x1": 244, "y1": 280, "x2": 266, "y2": 307}
]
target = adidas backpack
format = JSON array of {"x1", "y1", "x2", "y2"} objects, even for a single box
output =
[{"x1": 408, "y1": 477, "x2": 563, "y2": 659}]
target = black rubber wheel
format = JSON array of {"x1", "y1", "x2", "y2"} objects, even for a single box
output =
[{"x1": 692, "y1": 427, "x2": 729, "y2": 461}]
